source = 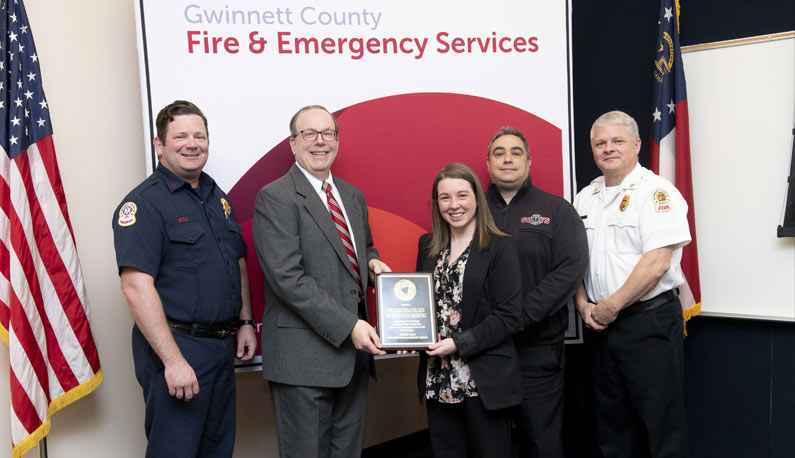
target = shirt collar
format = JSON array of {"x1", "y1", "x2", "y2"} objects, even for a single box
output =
[
  {"x1": 591, "y1": 163, "x2": 644, "y2": 194},
  {"x1": 617, "y1": 163, "x2": 644, "y2": 189},
  {"x1": 295, "y1": 162, "x2": 336, "y2": 193},
  {"x1": 487, "y1": 175, "x2": 532, "y2": 204},
  {"x1": 516, "y1": 175, "x2": 532, "y2": 197},
  {"x1": 155, "y1": 163, "x2": 215, "y2": 196}
]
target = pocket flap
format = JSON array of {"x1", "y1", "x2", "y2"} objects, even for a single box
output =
[{"x1": 166, "y1": 223, "x2": 204, "y2": 244}]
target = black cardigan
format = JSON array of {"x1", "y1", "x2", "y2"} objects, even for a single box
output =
[{"x1": 415, "y1": 233, "x2": 524, "y2": 410}]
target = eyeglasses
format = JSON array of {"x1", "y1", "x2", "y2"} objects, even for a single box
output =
[{"x1": 293, "y1": 130, "x2": 338, "y2": 141}]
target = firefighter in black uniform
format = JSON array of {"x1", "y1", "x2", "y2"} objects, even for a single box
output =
[{"x1": 113, "y1": 100, "x2": 256, "y2": 458}]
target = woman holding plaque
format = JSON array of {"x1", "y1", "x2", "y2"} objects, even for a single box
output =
[{"x1": 415, "y1": 162, "x2": 523, "y2": 458}]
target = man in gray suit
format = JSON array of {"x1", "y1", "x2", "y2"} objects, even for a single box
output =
[{"x1": 253, "y1": 105, "x2": 391, "y2": 458}]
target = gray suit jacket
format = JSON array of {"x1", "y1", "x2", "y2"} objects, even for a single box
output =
[{"x1": 253, "y1": 164, "x2": 379, "y2": 387}]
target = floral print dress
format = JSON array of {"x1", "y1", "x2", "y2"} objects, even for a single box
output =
[{"x1": 425, "y1": 245, "x2": 478, "y2": 403}]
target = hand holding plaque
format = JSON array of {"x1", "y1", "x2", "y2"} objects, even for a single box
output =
[{"x1": 375, "y1": 273, "x2": 437, "y2": 350}]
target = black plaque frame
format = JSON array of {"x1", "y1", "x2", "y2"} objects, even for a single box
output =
[{"x1": 375, "y1": 272, "x2": 437, "y2": 350}]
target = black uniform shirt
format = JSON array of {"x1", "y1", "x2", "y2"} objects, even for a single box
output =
[
  {"x1": 113, "y1": 164, "x2": 246, "y2": 326},
  {"x1": 486, "y1": 177, "x2": 588, "y2": 344}
]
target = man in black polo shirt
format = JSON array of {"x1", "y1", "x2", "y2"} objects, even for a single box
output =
[
  {"x1": 113, "y1": 100, "x2": 256, "y2": 458},
  {"x1": 485, "y1": 127, "x2": 588, "y2": 458}
]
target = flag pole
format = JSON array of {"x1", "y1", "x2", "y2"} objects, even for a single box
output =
[{"x1": 39, "y1": 437, "x2": 48, "y2": 458}]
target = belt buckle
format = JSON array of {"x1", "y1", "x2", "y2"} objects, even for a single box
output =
[{"x1": 218, "y1": 328, "x2": 231, "y2": 338}]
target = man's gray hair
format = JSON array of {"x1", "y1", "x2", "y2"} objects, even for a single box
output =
[{"x1": 590, "y1": 110, "x2": 639, "y2": 141}]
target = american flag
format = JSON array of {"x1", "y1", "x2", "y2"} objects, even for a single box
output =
[
  {"x1": 650, "y1": 0, "x2": 701, "y2": 323},
  {"x1": 0, "y1": 1, "x2": 102, "y2": 456}
]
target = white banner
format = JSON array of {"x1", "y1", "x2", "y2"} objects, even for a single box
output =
[{"x1": 134, "y1": 0, "x2": 580, "y2": 359}]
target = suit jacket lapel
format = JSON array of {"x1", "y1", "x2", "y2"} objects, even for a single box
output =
[
  {"x1": 462, "y1": 240, "x2": 489, "y2": 329},
  {"x1": 289, "y1": 166, "x2": 354, "y2": 278}
]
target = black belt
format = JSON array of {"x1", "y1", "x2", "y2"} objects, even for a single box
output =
[
  {"x1": 617, "y1": 289, "x2": 678, "y2": 320},
  {"x1": 167, "y1": 319, "x2": 233, "y2": 339}
]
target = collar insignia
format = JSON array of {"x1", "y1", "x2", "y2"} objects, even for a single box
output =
[{"x1": 221, "y1": 198, "x2": 232, "y2": 219}]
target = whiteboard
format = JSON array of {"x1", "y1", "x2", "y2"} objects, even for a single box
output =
[{"x1": 684, "y1": 36, "x2": 795, "y2": 320}]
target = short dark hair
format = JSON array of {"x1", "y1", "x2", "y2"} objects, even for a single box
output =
[
  {"x1": 155, "y1": 100, "x2": 208, "y2": 144},
  {"x1": 289, "y1": 105, "x2": 338, "y2": 137},
  {"x1": 487, "y1": 127, "x2": 530, "y2": 159}
]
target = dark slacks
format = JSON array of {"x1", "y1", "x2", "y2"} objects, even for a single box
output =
[
  {"x1": 513, "y1": 341, "x2": 565, "y2": 458},
  {"x1": 269, "y1": 350, "x2": 371, "y2": 458},
  {"x1": 132, "y1": 326, "x2": 236, "y2": 458},
  {"x1": 427, "y1": 396, "x2": 513, "y2": 458},
  {"x1": 590, "y1": 299, "x2": 691, "y2": 458}
]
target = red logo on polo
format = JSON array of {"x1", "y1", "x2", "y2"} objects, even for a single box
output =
[{"x1": 521, "y1": 214, "x2": 550, "y2": 225}]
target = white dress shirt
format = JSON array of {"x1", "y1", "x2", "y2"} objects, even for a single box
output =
[
  {"x1": 295, "y1": 163, "x2": 359, "y2": 256},
  {"x1": 573, "y1": 164, "x2": 691, "y2": 303}
]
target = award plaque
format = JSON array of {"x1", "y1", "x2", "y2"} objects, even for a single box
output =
[{"x1": 375, "y1": 272, "x2": 437, "y2": 350}]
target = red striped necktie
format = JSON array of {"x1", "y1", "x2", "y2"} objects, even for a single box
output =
[{"x1": 322, "y1": 182, "x2": 362, "y2": 292}]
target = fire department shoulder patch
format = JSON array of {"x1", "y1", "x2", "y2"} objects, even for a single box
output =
[
  {"x1": 652, "y1": 188, "x2": 672, "y2": 213},
  {"x1": 118, "y1": 201, "x2": 137, "y2": 227}
]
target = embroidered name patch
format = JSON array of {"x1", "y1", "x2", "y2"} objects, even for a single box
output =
[
  {"x1": 521, "y1": 214, "x2": 550, "y2": 225},
  {"x1": 652, "y1": 188, "x2": 672, "y2": 212},
  {"x1": 118, "y1": 202, "x2": 137, "y2": 227}
]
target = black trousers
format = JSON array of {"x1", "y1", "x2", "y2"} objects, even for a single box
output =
[
  {"x1": 589, "y1": 299, "x2": 691, "y2": 458},
  {"x1": 132, "y1": 326, "x2": 236, "y2": 458},
  {"x1": 512, "y1": 341, "x2": 565, "y2": 458},
  {"x1": 427, "y1": 396, "x2": 513, "y2": 458}
]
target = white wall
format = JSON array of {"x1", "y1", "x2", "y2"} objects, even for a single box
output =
[
  {"x1": 684, "y1": 37, "x2": 795, "y2": 321},
  {"x1": 0, "y1": 1, "x2": 426, "y2": 457}
]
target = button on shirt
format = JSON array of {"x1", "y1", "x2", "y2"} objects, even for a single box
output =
[
  {"x1": 573, "y1": 164, "x2": 690, "y2": 303},
  {"x1": 113, "y1": 164, "x2": 247, "y2": 326}
]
